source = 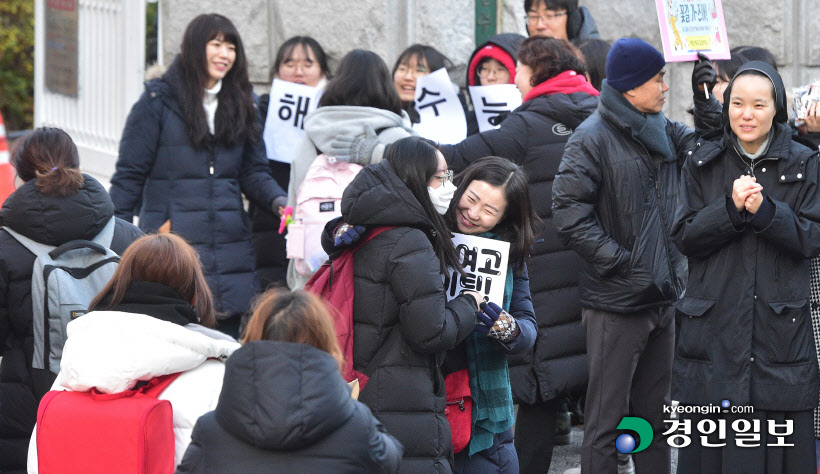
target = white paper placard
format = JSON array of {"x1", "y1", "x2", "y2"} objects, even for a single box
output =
[
  {"x1": 412, "y1": 68, "x2": 468, "y2": 144},
  {"x1": 443, "y1": 233, "x2": 510, "y2": 305},
  {"x1": 263, "y1": 79, "x2": 322, "y2": 163},
  {"x1": 468, "y1": 84, "x2": 523, "y2": 132}
]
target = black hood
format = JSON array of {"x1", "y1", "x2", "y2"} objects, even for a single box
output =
[
  {"x1": 0, "y1": 174, "x2": 114, "y2": 246},
  {"x1": 340, "y1": 160, "x2": 435, "y2": 233},
  {"x1": 522, "y1": 91, "x2": 599, "y2": 130},
  {"x1": 215, "y1": 341, "x2": 356, "y2": 450},
  {"x1": 722, "y1": 60, "x2": 787, "y2": 126},
  {"x1": 466, "y1": 33, "x2": 526, "y2": 86}
]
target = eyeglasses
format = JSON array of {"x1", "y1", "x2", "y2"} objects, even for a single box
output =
[
  {"x1": 525, "y1": 11, "x2": 567, "y2": 24},
  {"x1": 478, "y1": 66, "x2": 508, "y2": 78},
  {"x1": 395, "y1": 65, "x2": 428, "y2": 78},
  {"x1": 434, "y1": 170, "x2": 454, "y2": 185}
]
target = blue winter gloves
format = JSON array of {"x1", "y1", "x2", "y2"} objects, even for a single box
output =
[
  {"x1": 474, "y1": 302, "x2": 520, "y2": 343},
  {"x1": 334, "y1": 224, "x2": 366, "y2": 247}
]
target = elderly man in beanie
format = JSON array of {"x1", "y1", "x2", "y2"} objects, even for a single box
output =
[{"x1": 552, "y1": 38, "x2": 719, "y2": 473}]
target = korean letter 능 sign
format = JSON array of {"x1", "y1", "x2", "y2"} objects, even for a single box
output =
[
  {"x1": 443, "y1": 233, "x2": 510, "y2": 305},
  {"x1": 412, "y1": 68, "x2": 468, "y2": 144},
  {"x1": 468, "y1": 84, "x2": 522, "y2": 133},
  {"x1": 654, "y1": 0, "x2": 730, "y2": 62},
  {"x1": 263, "y1": 79, "x2": 322, "y2": 163}
]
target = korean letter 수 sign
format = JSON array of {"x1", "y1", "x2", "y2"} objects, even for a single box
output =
[
  {"x1": 468, "y1": 84, "x2": 522, "y2": 133},
  {"x1": 263, "y1": 79, "x2": 322, "y2": 163},
  {"x1": 655, "y1": 0, "x2": 730, "y2": 62},
  {"x1": 443, "y1": 233, "x2": 510, "y2": 305},
  {"x1": 412, "y1": 68, "x2": 468, "y2": 144}
]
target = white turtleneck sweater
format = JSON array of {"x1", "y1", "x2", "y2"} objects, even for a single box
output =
[{"x1": 203, "y1": 80, "x2": 221, "y2": 134}]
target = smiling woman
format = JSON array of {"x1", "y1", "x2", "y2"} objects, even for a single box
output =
[{"x1": 110, "y1": 13, "x2": 288, "y2": 337}]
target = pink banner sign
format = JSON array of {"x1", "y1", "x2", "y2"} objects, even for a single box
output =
[{"x1": 655, "y1": 0, "x2": 730, "y2": 62}]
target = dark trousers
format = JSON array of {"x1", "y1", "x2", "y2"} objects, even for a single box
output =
[
  {"x1": 581, "y1": 305, "x2": 674, "y2": 474},
  {"x1": 514, "y1": 398, "x2": 561, "y2": 473},
  {"x1": 677, "y1": 409, "x2": 816, "y2": 474}
]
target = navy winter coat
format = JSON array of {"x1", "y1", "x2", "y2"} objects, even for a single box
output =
[
  {"x1": 0, "y1": 176, "x2": 142, "y2": 472},
  {"x1": 177, "y1": 341, "x2": 403, "y2": 473},
  {"x1": 440, "y1": 91, "x2": 597, "y2": 405},
  {"x1": 110, "y1": 60, "x2": 285, "y2": 316}
]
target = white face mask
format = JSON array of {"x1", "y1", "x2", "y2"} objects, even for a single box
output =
[{"x1": 428, "y1": 180, "x2": 456, "y2": 215}]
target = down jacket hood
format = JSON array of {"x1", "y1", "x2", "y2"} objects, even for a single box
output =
[
  {"x1": 304, "y1": 106, "x2": 414, "y2": 156},
  {"x1": 215, "y1": 341, "x2": 355, "y2": 450},
  {"x1": 466, "y1": 33, "x2": 526, "y2": 86},
  {"x1": 340, "y1": 159, "x2": 435, "y2": 232},
  {"x1": 57, "y1": 311, "x2": 239, "y2": 393},
  {"x1": 0, "y1": 174, "x2": 114, "y2": 246}
]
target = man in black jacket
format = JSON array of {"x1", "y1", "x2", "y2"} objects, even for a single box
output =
[{"x1": 552, "y1": 38, "x2": 717, "y2": 474}]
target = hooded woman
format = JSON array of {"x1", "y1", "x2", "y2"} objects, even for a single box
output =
[{"x1": 671, "y1": 61, "x2": 820, "y2": 472}]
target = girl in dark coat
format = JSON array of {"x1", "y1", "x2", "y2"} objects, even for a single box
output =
[
  {"x1": 0, "y1": 128, "x2": 142, "y2": 472},
  {"x1": 177, "y1": 289, "x2": 403, "y2": 473},
  {"x1": 442, "y1": 157, "x2": 540, "y2": 473},
  {"x1": 671, "y1": 61, "x2": 820, "y2": 473},
  {"x1": 110, "y1": 14, "x2": 286, "y2": 336},
  {"x1": 320, "y1": 137, "x2": 481, "y2": 473}
]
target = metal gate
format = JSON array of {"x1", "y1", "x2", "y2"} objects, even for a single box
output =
[{"x1": 34, "y1": 0, "x2": 146, "y2": 188}]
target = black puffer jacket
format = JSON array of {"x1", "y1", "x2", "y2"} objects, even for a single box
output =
[
  {"x1": 441, "y1": 90, "x2": 597, "y2": 404},
  {"x1": 110, "y1": 58, "x2": 285, "y2": 316},
  {"x1": 177, "y1": 341, "x2": 403, "y2": 473},
  {"x1": 0, "y1": 176, "x2": 142, "y2": 472},
  {"x1": 671, "y1": 62, "x2": 820, "y2": 410},
  {"x1": 552, "y1": 90, "x2": 704, "y2": 313},
  {"x1": 320, "y1": 160, "x2": 477, "y2": 473}
]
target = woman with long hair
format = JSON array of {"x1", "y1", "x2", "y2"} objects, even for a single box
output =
[
  {"x1": 27, "y1": 233, "x2": 239, "y2": 471},
  {"x1": 319, "y1": 136, "x2": 480, "y2": 472},
  {"x1": 285, "y1": 48, "x2": 415, "y2": 289},
  {"x1": 110, "y1": 13, "x2": 287, "y2": 336},
  {"x1": 0, "y1": 127, "x2": 142, "y2": 471},
  {"x1": 177, "y1": 289, "x2": 403, "y2": 473}
]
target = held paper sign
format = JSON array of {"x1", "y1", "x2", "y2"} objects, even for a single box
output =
[
  {"x1": 412, "y1": 68, "x2": 468, "y2": 144},
  {"x1": 443, "y1": 233, "x2": 510, "y2": 305},
  {"x1": 655, "y1": 0, "x2": 730, "y2": 62},
  {"x1": 468, "y1": 84, "x2": 523, "y2": 133},
  {"x1": 263, "y1": 79, "x2": 322, "y2": 163}
]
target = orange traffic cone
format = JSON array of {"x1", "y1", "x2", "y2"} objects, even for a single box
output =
[{"x1": 0, "y1": 111, "x2": 14, "y2": 206}]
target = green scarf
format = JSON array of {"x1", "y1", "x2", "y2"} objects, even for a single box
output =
[
  {"x1": 599, "y1": 80, "x2": 673, "y2": 160},
  {"x1": 465, "y1": 232, "x2": 515, "y2": 456}
]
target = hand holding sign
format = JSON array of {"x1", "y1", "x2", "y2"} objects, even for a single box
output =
[{"x1": 692, "y1": 52, "x2": 717, "y2": 99}]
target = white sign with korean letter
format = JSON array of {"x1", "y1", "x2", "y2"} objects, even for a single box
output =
[
  {"x1": 263, "y1": 79, "x2": 322, "y2": 163},
  {"x1": 443, "y1": 233, "x2": 510, "y2": 305},
  {"x1": 468, "y1": 84, "x2": 522, "y2": 132},
  {"x1": 412, "y1": 68, "x2": 468, "y2": 144}
]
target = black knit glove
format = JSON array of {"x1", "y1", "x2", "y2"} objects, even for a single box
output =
[{"x1": 692, "y1": 52, "x2": 717, "y2": 95}]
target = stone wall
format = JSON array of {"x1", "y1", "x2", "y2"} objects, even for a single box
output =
[{"x1": 161, "y1": 0, "x2": 820, "y2": 125}]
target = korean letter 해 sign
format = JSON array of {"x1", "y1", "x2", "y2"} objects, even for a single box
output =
[
  {"x1": 655, "y1": 0, "x2": 730, "y2": 62},
  {"x1": 413, "y1": 68, "x2": 468, "y2": 144},
  {"x1": 263, "y1": 79, "x2": 322, "y2": 163},
  {"x1": 443, "y1": 233, "x2": 510, "y2": 304},
  {"x1": 468, "y1": 84, "x2": 522, "y2": 132}
]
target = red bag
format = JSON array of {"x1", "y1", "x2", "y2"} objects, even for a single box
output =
[
  {"x1": 305, "y1": 227, "x2": 394, "y2": 387},
  {"x1": 444, "y1": 368, "x2": 473, "y2": 453},
  {"x1": 36, "y1": 373, "x2": 182, "y2": 474}
]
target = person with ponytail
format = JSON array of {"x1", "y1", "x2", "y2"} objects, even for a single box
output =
[
  {"x1": 0, "y1": 127, "x2": 142, "y2": 471},
  {"x1": 110, "y1": 13, "x2": 287, "y2": 337}
]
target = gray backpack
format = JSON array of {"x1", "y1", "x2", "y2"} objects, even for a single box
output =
[{"x1": 2, "y1": 217, "x2": 119, "y2": 374}]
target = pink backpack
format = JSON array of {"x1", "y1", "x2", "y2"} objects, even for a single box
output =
[{"x1": 286, "y1": 154, "x2": 363, "y2": 277}]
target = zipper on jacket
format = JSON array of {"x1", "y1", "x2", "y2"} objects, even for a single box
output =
[
  {"x1": 446, "y1": 399, "x2": 466, "y2": 411},
  {"x1": 732, "y1": 144, "x2": 777, "y2": 178}
]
